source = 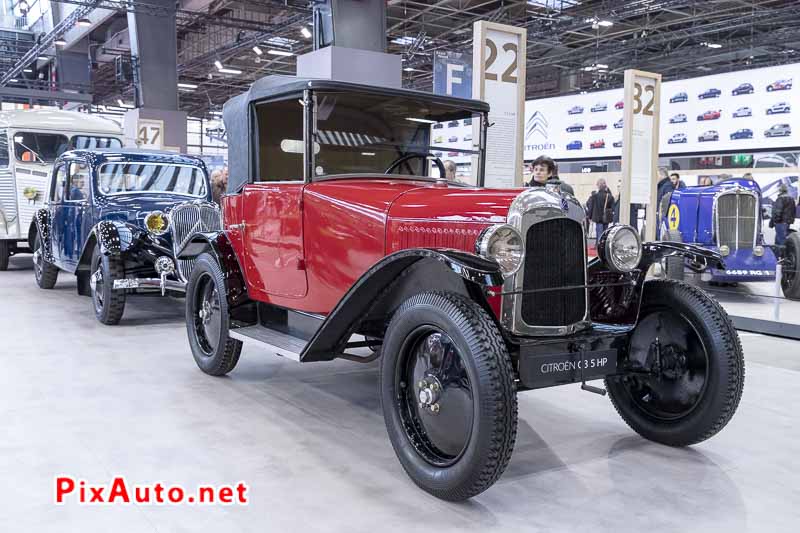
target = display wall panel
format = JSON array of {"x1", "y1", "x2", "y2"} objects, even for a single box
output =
[{"x1": 524, "y1": 63, "x2": 798, "y2": 160}]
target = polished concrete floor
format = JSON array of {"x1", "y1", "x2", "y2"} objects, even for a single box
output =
[{"x1": 1, "y1": 254, "x2": 799, "y2": 533}]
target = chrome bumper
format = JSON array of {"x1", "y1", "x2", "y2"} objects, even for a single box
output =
[{"x1": 112, "y1": 277, "x2": 186, "y2": 294}]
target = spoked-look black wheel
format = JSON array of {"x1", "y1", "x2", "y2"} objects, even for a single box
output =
[
  {"x1": 185, "y1": 253, "x2": 242, "y2": 376},
  {"x1": 32, "y1": 233, "x2": 58, "y2": 289},
  {"x1": 781, "y1": 232, "x2": 800, "y2": 300},
  {"x1": 90, "y1": 247, "x2": 126, "y2": 324},
  {"x1": 380, "y1": 291, "x2": 517, "y2": 501},
  {"x1": 606, "y1": 280, "x2": 745, "y2": 446}
]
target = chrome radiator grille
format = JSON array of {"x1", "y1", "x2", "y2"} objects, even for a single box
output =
[
  {"x1": 521, "y1": 218, "x2": 586, "y2": 327},
  {"x1": 170, "y1": 202, "x2": 221, "y2": 281},
  {"x1": 716, "y1": 192, "x2": 757, "y2": 250}
]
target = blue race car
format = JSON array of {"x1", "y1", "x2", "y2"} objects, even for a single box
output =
[
  {"x1": 32, "y1": 149, "x2": 219, "y2": 324},
  {"x1": 566, "y1": 140, "x2": 582, "y2": 150},
  {"x1": 698, "y1": 88, "x2": 721, "y2": 99},
  {"x1": 663, "y1": 178, "x2": 787, "y2": 290}
]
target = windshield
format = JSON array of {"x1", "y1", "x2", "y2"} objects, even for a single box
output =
[
  {"x1": 71, "y1": 136, "x2": 122, "y2": 150},
  {"x1": 97, "y1": 162, "x2": 207, "y2": 197},
  {"x1": 14, "y1": 132, "x2": 69, "y2": 163},
  {"x1": 311, "y1": 91, "x2": 483, "y2": 184}
]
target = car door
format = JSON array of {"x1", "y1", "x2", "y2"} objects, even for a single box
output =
[
  {"x1": 238, "y1": 97, "x2": 308, "y2": 299},
  {"x1": 58, "y1": 159, "x2": 93, "y2": 271},
  {"x1": 49, "y1": 163, "x2": 68, "y2": 266}
]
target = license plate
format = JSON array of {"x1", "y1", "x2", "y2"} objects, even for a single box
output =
[
  {"x1": 519, "y1": 349, "x2": 618, "y2": 389},
  {"x1": 113, "y1": 279, "x2": 139, "y2": 289}
]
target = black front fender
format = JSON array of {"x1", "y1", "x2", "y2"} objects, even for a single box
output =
[
  {"x1": 301, "y1": 248, "x2": 504, "y2": 362},
  {"x1": 640, "y1": 241, "x2": 725, "y2": 273},
  {"x1": 177, "y1": 231, "x2": 250, "y2": 308},
  {"x1": 33, "y1": 208, "x2": 54, "y2": 262}
]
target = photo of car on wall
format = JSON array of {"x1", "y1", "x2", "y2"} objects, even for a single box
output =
[
  {"x1": 568, "y1": 105, "x2": 584, "y2": 115},
  {"x1": 730, "y1": 128, "x2": 753, "y2": 140},
  {"x1": 590, "y1": 123, "x2": 607, "y2": 130},
  {"x1": 670, "y1": 113, "x2": 687, "y2": 123},
  {"x1": 612, "y1": 140, "x2": 622, "y2": 148},
  {"x1": 698, "y1": 88, "x2": 721, "y2": 99},
  {"x1": 566, "y1": 123, "x2": 584, "y2": 132},
  {"x1": 590, "y1": 139, "x2": 605, "y2": 149},
  {"x1": 614, "y1": 118, "x2": 623, "y2": 128},
  {"x1": 766, "y1": 102, "x2": 791, "y2": 115},
  {"x1": 668, "y1": 133, "x2": 688, "y2": 144},
  {"x1": 767, "y1": 79, "x2": 792, "y2": 91},
  {"x1": 591, "y1": 102, "x2": 607, "y2": 112},
  {"x1": 765, "y1": 123, "x2": 791, "y2": 137},
  {"x1": 615, "y1": 100, "x2": 624, "y2": 109},
  {"x1": 669, "y1": 91, "x2": 688, "y2": 103},
  {"x1": 732, "y1": 82, "x2": 754, "y2": 95},
  {"x1": 733, "y1": 107, "x2": 752, "y2": 117},
  {"x1": 697, "y1": 110, "x2": 721, "y2": 121},
  {"x1": 698, "y1": 130, "x2": 719, "y2": 142},
  {"x1": 566, "y1": 140, "x2": 583, "y2": 150},
  {"x1": 448, "y1": 136, "x2": 459, "y2": 142}
]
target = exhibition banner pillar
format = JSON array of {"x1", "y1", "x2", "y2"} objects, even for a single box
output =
[
  {"x1": 472, "y1": 21, "x2": 527, "y2": 188},
  {"x1": 620, "y1": 69, "x2": 662, "y2": 241}
]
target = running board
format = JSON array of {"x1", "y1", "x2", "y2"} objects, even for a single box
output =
[{"x1": 229, "y1": 325, "x2": 307, "y2": 362}]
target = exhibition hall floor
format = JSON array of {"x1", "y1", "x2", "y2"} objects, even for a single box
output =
[{"x1": 1, "y1": 255, "x2": 798, "y2": 533}]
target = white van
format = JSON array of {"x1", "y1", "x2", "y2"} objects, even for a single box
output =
[{"x1": 0, "y1": 109, "x2": 123, "y2": 269}]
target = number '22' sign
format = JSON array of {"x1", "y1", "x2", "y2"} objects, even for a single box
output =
[{"x1": 484, "y1": 38, "x2": 518, "y2": 83}]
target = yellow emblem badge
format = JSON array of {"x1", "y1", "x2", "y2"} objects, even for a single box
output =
[{"x1": 667, "y1": 204, "x2": 680, "y2": 231}]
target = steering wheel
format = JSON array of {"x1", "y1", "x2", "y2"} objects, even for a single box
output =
[{"x1": 385, "y1": 153, "x2": 446, "y2": 178}]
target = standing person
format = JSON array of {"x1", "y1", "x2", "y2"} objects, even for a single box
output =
[
  {"x1": 525, "y1": 155, "x2": 556, "y2": 187},
  {"x1": 210, "y1": 169, "x2": 225, "y2": 204},
  {"x1": 586, "y1": 178, "x2": 614, "y2": 242},
  {"x1": 669, "y1": 172, "x2": 686, "y2": 190},
  {"x1": 443, "y1": 160, "x2": 457, "y2": 182},
  {"x1": 771, "y1": 183, "x2": 796, "y2": 245}
]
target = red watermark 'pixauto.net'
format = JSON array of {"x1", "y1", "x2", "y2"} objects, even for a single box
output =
[{"x1": 55, "y1": 476, "x2": 249, "y2": 506}]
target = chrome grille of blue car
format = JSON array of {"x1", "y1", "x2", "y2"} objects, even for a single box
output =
[
  {"x1": 169, "y1": 202, "x2": 221, "y2": 282},
  {"x1": 716, "y1": 192, "x2": 757, "y2": 250}
]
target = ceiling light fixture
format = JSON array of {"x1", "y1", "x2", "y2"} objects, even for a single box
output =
[
  {"x1": 177, "y1": 83, "x2": 198, "y2": 89},
  {"x1": 406, "y1": 117, "x2": 436, "y2": 124},
  {"x1": 37, "y1": 55, "x2": 48, "y2": 61},
  {"x1": 23, "y1": 68, "x2": 32, "y2": 73},
  {"x1": 218, "y1": 68, "x2": 242, "y2": 75},
  {"x1": 54, "y1": 38, "x2": 67, "y2": 46},
  {"x1": 77, "y1": 18, "x2": 91, "y2": 27},
  {"x1": 300, "y1": 27, "x2": 311, "y2": 39},
  {"x1": 214, "y1": 60, "x2": 223, "y2": 70},
  {"x1": 268, "y1": 49, "x2": 294, "y2": 57},
  {"x1": 253, "y1": 46, "x2": 263, "y2": 55}
]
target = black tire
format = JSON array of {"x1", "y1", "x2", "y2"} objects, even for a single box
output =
[
  {"x1": 781, "y1": 232, "x2": 800, "y2": 300},
  {"x1": 663, "y1": 230, "x2": 685, "y2": 281},
  {"x1": 606, "y1": 280, "x2": 744, "y2": 447},
  {"x1": 185, "y1": 253, "x2": 242, "y2": 376},
  {"x1": 0, "y1": 239, "x2": 10, "y2": 271},
  {"x1": 90, "y1": 247, "x2": 126, "y2": 325},
  {"x1": 379, "y1": 291, "x2": 517, "y2": 501},
  {"x1": 33, "y1": 233, "x2": 58, "y2": 289}
]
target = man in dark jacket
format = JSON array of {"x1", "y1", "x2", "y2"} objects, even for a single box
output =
[
  {"x1": 586, "y1": 178, "x2": 615, "y2": 242},
  {"x1": 771, "y1": 183, "x2": 796, "y2": 245}
]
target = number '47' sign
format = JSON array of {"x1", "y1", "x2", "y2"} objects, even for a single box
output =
[{"x1": 136, "y1": 120, "x2": 164, "y2": 149}]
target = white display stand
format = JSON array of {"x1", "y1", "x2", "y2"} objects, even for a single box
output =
[
  {"x1": 471, "y1": 21, "x2": 527, "y2": 188},
  {"x1": 620, "y1": 69, "x2": 662, "y2": 240}
]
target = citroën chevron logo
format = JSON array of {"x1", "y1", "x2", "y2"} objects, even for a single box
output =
[{"x1": 525, "y1": 111, "x2": 549, "y2": 140}]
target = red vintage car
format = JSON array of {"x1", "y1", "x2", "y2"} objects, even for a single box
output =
[
  {"x1": 178, "y1": 76, "x2": 744, "y2": 501},
  {"x1": 697, "y1": 109, "x2": 721, "y2": 121},
  {"x1": 590, "y1": 139, "x2": 606, "y2": 149}
]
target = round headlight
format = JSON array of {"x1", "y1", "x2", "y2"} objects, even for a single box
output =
[
  {"x1": 599, "y1": 225, "x2": 642, "y2": 272},
  {"x1": 754, "y1": 245, "x2": 764, "y2": 257},
  {"x1": 476, "y1": 224, "x2": 524, "y2": 276},
  {"x1": 719, "y1": 244, "x2": 730, "y2": 257},
  {"x1": 144, "y1": 211, "x2": 169, "y2": 236}
]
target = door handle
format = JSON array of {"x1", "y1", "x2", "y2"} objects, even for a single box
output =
[{"x1": 228, "y1": 222, "x2": 245, "y2": 231}]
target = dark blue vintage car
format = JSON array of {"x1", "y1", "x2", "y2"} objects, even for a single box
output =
[
  {"x1": 32, "y1": 149, "x2": 220, "y2": 324},
  {"x1": 662, "y1": 177, "x2": 799, "y2": 297}
]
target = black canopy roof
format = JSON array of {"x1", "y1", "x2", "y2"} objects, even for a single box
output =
[{"x1": 223, "y1": 75, "x2": 489, "y2": 192}]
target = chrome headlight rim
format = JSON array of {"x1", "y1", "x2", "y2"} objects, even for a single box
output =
[
  {"x1": 598, "y1": 224, "x2": 642, "y2": 273},
  {"x1": 475, "y1": 223, "x2": 525, "y2": 277},
  {"x1": 719, "y1": 244, "x2": 731, "y2": 257},
  {"x1": 144, "y1": 210, "x2": 170, "y2": 236}
]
